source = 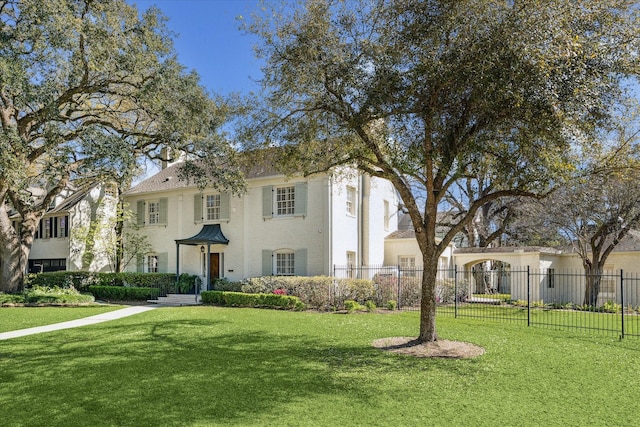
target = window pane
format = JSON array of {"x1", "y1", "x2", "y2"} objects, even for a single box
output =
[
  {"x1": 148, "y1": 202, "x2": 160, "y2": 224},
  {"x1": 147, "y1": 255, "x2": 158, "y2": 273},
  {"x1": 276, "y1": 186, "x2": 295, "y2": 216},
  {"x1": 346, "y1": 187, "x2": 356, "y2": 215},
  {"x1": 276, "y1": 252, "x2": 295, "y2": 275},
  {"x1": 206, "y1": 194, "x2": 221, "y2": 220}
]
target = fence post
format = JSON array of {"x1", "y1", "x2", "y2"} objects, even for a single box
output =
[
  {"x1": 454, "y1": 265, "x2": 458, "y2": 319},
  {"x1": 397, "y1": 264, "x2": 401, "y2": 310},
  {"x1": 527, "y1": 266, "x2": 531, "y2": 327},
  {"x1": 620, "y1": 269, "x2": 625, "y2": 339}
]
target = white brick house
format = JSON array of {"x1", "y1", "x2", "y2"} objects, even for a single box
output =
[
  {"x1": 123, "y1": 162, "x2": 399, "y2": 289},
  {"x1": 14, "y1": 183, "x2": 118, "y2": 273}
]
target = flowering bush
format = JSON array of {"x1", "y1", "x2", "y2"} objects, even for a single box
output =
[{"x1": 273, "y1": 288, "x2": 288, "y2": 295}]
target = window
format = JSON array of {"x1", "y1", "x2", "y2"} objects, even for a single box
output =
[
  {"x1": 206, "y1": 194, "x2": 221, "y2": 221},
  {"x1": 194, "y1": 193, "x2": 229, "y2": 222},
  {"x1": 346, "y1": 186, "x2": 356, "y2": 216},
  {"x1": 148, "y1": 201, "x2": 160, "y2": 225},
  {"x1": 276, "y1": 186, "x2": 295, "y2": 216},
  {"x1": 547, "y1": 268, "x2": 555, "y2": 288},
  {"x1": 57, "y1": 216, "x2": 69, "y2": 238},
  {"x1": 276, "y1": 252, "x2": 295, "y2": 276},
  {"x1": 384, "y1": 200, "x2": 390, "y2": 230},
  {"x1": 346, "y1": 251, "x2": 356, "y2": 278},
  {"x1": 137, "y1": 199, "x2": 167, "y2": 226},
  {"x1": 400, "y1": 256, "x2": 416, "y2": 277},
  {"x1": 347, "y1": 251, "x2": 356, "y2": 267},
  {"x1": 147, "y1": 255, "x2": 159, "y2": 273},
  {"x1": 263, "y1": 183, "x2": 307, "y2": 219},
  {"x1": 29, "y1": 259, "x2": 66, "y2": 273},
  {"x1": 43, "y1": 217, "x2": 52, "y2": 239},
  {"x1": 600, "y1": 265, "x2": 616, "y2": 295}
]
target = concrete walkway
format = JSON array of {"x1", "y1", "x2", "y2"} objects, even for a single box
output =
[{"x1": 0, "y1": 305, "x2": 158, "y2": 341}]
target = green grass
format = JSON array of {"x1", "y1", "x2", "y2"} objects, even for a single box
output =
[
  {"x1": 0, "y1": 305, "x2": 125, "y2": 333},
  {"x1": 1, "y1": 307, "x2": 639, "y2": 426},
  {"x1": 439, "y1": 303, "x2": 640, "y2": 336}
]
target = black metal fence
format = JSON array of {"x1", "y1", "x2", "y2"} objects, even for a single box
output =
[{"x1": 333, "y1": 265, "x2": 640, "y2": 339}]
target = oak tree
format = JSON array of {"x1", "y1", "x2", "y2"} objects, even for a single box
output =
[
  {"x1": 0, "y1": 0, "x2": 240, "y2": 291},
  {"x1": 242, "y1": 0, "x2": 639, "y2": 341}
]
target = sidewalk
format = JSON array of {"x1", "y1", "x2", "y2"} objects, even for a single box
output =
[{"x1": 0, "y1": 305, "x2": 158, "y2": 341}]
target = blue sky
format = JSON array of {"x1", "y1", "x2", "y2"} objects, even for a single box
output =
[{"x1": 129, "y1": 0, "x2": 266, "y2": 96}]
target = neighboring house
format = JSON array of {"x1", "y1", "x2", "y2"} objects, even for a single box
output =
[
  {"x1": 11, "y1": 183, "x2": 118, "y2": 273},
  {"x1": 123, "y1": 161, "x2": 400, "y2": 289},
  {"x1": 389, "y1": 221, "x2": 640, "y2": 307}
]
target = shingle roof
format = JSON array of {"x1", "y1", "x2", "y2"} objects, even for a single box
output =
[
  {"x1": 125, "y1": 163, "x2": 190, "y2": 195},
  {"x1": 558, "y1": 229, "x2": 640, "y2": 254},
  {"x1": 125, "y1": 150, "x2": 288, "y2": 196}
]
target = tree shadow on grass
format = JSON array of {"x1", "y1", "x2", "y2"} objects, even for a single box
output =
[{"x1": 0, "y1": 310, "x2": 485, "y2": 426}]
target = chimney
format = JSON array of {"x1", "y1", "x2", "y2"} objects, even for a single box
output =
[{"x1": 160, "y1": 147, "x2": 170, "y2": 170}]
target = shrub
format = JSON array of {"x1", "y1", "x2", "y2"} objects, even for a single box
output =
[
  {"x1": 23, "y1": 285, "x2": 94, "y2": 304},
  {"x1": 89, "y1": 286, "x2": 159, "y2": 301},
  {"x1": 435, "y1": 278, "x2": 469, "y2": 304},
  {"x1": 365, "y1": 300, "x2": 376, "y2": 312},
  {"x1": 601, "y1": 300, "x2": 622, "y2": 313},
  {"x1": 241, "y1": 276, "x2": 335, "y2": 309},
  {"x1": 201, "y1": 291, "x2": 301, "y2": 309},
  {"x1": 344, "y1": 300, "x2": 363, "y2": 313},
  {"x1": 386, "y1": 300, "x2": 397, "y2": 311},
  {"x1": 0, "y1": 293, "x2": 25, "y2": 305},
  {"x1": 24, "y1": 271, "x2": 193, "y2": 295},
  {"x1": 212, "y1": 278, "x2": 243, "y2": 292},
  {"x1": 177, "y1": 273, "x2": 201, "y2": 294}
]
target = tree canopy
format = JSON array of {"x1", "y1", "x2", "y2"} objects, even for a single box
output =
[
  {"x1": 242, "y1": 0, "x2": 640, "y2": 341},
  {"x1": 0, "y1": 0, "x2": 241, "y2": 291}
]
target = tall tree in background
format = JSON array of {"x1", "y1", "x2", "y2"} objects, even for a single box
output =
[
  {"x1": 0, "y1": 0, "x2": 241, "y2": 291},
  {"x1": 518, "y1": 105, "x2": 640, "y2": 306},
  {"x1": 243, "y1": 0, "x2": 639, "y2": 342}
]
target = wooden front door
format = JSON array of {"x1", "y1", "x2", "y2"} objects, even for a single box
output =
[{"x1": 209, "y1": 253, "x2": 220, "y2": 286}]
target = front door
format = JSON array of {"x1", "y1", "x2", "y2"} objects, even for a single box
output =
[{"x1": 209, "y1": 253, "x2": 220, "y2": 288}]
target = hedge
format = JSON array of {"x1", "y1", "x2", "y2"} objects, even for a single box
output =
[
  {"x1": 89, "y1": 286, "x2": 160, "y2": 301},
  {"x1": 25, "y1": 272, "x2": 192, "y2": 294},
  {"x1": 201, "y1": 290, "x2": 303, "y2": 310}
]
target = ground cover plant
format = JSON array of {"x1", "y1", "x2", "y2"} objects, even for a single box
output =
[
  {"x1": 0, "y1": 305, "x2": 124, "y2": 333},
  {"x1": 0, "y1": 307, "x2": 638, "y2": 426}
]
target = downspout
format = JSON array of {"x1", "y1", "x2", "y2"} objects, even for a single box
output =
[
  {"x1": 327, "y1": 176, "x2": 333, "y2": 274},
  {"x1": 360, "y1": 173, "x2": 370, "y2": 268},
  {"x1": 357, "y1": 172, "x2": 362, "y2": 271}
]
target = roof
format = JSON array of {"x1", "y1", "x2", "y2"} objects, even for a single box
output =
[
  {"x1": 558, "y1": 229, "x2": 640, "y2": 254},
  {"x1": 386, "y1": 229, "x2": 417, "y2": 239},
  {"x1": 454, "y1": 246, "x2": 561, "y2": 255},
  {"x1": 125, "y1": 150, "x2": 288, "y2": 196},
  {"x1": 175, "y1": 224, "x2": 229, "y2": 246}
]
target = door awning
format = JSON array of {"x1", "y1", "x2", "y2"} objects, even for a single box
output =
[{"x1": 175, "y1": 224, "x2": 229, "y2": 246}]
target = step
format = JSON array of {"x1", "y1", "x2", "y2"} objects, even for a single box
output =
[{"x1": 148, "y1": 294, "x2": 202, "y2": 306}]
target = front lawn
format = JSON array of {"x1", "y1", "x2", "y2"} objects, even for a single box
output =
[
  {"x1": 0, "y1": 307, "x2": 638, "y2": 426},
  {"x1": 0, "y1": 305, "x2": 125, "y2": 333}
]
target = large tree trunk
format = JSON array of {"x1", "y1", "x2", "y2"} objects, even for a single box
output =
[
  {"x1": 418, "y1": 253, "x2": 439, "y2": 342},
  {"x1": 0, "y1": 234, "x2": 26, "y2": 293},
  {"x1": 583, "y1": 264, "x2": 602, "y2": 307},
  {"x1": 0, "y1": 202, "x2": 41, "y2": 293}
]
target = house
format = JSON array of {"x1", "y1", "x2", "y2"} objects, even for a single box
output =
[
  {"x1": 387, "y1": 222, "x2": 640, "y2": 307},
  {"x1": 123, "y1": 161, "x2": 400, "y2": 289},
  {"x1": 12, "y1": 183, "x2": 118, "y2": 273}
]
